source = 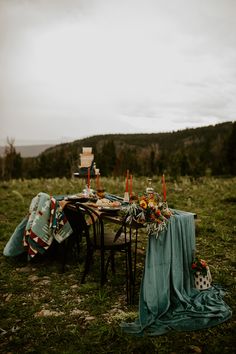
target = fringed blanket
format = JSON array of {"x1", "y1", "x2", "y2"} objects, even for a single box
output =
[{"x1": 4, "y1": 192, "x2": 73, "y2": 258}]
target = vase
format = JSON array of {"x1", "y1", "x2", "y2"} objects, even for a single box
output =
[{"x1": 194, "y1": 266, "x2": 212, "y2": 290}]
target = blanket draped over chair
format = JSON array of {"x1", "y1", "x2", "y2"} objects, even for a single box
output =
[
  {"x1": 120, "y1": 211, "x2": 232, "y2": 335},
  {"x1": 3, "y1": 192, "x2": 73, "y2": 258}
]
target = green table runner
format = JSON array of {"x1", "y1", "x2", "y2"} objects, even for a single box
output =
[{"x1": 121, "y1": 210, "x2": 232, "y2": 336}]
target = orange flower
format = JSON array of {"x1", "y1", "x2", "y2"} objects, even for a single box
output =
[{"x1": 140, "y1": 200, "x2": 147, "y2": 209}]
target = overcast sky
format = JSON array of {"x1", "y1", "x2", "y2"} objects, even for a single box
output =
[{"x1": 0, "y1": 0, "x2": 235, "y2": 146}]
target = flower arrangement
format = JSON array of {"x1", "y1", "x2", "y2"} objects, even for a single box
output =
[
  {"x1": 124, "y1": 191, "x2": 172, "y2": 237},
  {"x1": 191, "y1": 257, "x2": 208, "y2": 276}
]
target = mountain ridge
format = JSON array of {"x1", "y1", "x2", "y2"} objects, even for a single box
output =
[
  {"x1": 33, "y1": 121, "x2": 235, "y2": 178},
  {"x1": 1, "y1": 121, "x2": 235, "y2": 179},
  {"x1": 0, "y1": 144, "x2": 54, "y2": 157}
]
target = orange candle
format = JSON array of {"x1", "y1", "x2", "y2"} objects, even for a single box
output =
[
  {"x1": 162, "y1": 174, "x2": 167, "y2": 202},
  {"x1": 125, "y1": 169, "x2": 129, "y2": 192}
]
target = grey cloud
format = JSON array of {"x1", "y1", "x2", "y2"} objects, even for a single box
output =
[{"x1": 1, "y1": 0, "x2": 236, "y2": 142}]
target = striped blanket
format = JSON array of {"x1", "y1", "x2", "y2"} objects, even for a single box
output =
[{"x1": 4, "y1": 192, "x2": 73, "y2": 259}]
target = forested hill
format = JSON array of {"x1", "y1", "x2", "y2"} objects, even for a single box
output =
[{"x1": 2, "y1": 121, "x2": 236, "y2": 179}]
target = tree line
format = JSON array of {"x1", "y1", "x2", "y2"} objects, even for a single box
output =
[{"x1": 1, "y1": 121, "x2": 235, "y2": 180}]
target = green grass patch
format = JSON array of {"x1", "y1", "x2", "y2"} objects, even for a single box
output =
[{"x1": 0, "y1": 177, "x2": 235, "y2": 353}]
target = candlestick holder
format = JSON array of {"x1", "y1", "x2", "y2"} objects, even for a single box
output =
[{"x1": 124, "y1": 191, "x2": 130, "y2": 203}]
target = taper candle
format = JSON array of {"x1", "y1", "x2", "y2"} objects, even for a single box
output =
[{"x1": 125, "y1": 169, "x2": 129, "y2": 192}]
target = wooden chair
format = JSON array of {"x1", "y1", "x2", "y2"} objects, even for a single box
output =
[{"x1": 65, "y1": 202, "x2": 133, "y2": 303}]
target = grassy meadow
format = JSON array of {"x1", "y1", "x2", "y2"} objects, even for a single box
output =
[{"x1": 0, "y1": 176, "x2": 235, "y2": 353}]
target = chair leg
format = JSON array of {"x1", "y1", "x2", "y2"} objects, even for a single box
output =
[
  {"x1": 103, "y1": 250, "x2": 115, "y2": 282},
  {"x1": 75, "y1": 233, "x2": 82, "y2": 262},
  {"x1": 81, "y1": 244, "x2": 94, "y2": 284},
  {"x1": 59, "y1": 239, "x2": 68, "y2": 273}
]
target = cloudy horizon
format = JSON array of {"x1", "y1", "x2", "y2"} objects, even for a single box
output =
[{"x1": 1, "y1": 0, "x2": 236, "y2": 146}]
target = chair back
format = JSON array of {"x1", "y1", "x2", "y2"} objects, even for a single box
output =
[
  {"x1": 64, "y1": 203, "x2": 90, "y2": 245},
  {"x1": 74, "y1": 203, "x2": 133, "y2": 302},
  {"x1": 75, "y1": 202, "x2": 105, "y2": 249}
]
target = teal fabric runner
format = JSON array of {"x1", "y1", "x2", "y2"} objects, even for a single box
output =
[{"x1": 121, "y1": 210, "x2": 232, "y2": 335}]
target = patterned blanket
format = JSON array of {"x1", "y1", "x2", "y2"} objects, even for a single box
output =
[{"x1": 4, "y1": 192, "x2": 73, "y2": 259}]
